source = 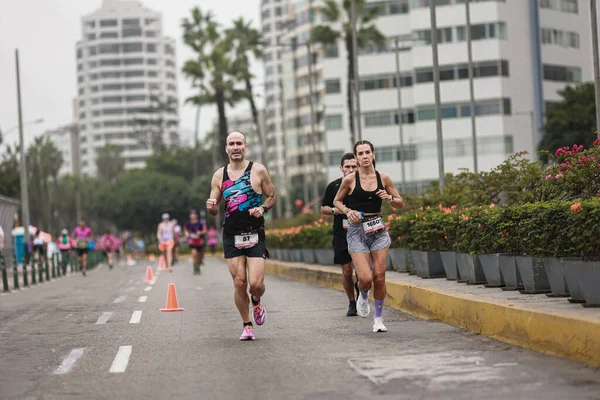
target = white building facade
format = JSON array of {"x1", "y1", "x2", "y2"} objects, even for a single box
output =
[
  {"x1": 44, "y1": 124, "x2": 79, "y2": 177},
  {"x1": 76, "y1": 0, "x2": 179, "y2": 176},
  {"x1": 266, "y1": 0, "x2": 592, "y2": 194}
]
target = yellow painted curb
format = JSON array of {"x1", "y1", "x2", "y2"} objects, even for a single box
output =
[{"x1": 265, "y1": 260, "x2": 600, "y2": 368}]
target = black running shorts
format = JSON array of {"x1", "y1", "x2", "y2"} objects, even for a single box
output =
[
  {"x1": 333, "y1": 234, "x2": 352, "y2": 265},
  {"x1": 222, "y1": 230, "x2": 269, "y2": 260}
]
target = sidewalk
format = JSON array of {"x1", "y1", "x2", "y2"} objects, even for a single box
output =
[{"x1": 265, "y1": 260, "x2": 600, "y2": 368}]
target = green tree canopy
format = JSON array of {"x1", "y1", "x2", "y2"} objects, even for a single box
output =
[
  {"x1": 539, "y1": 82, "x2": 598, "y2": 159},
  {"x1": 96, "y1": 143, "x2": 125, "y2": 182}
]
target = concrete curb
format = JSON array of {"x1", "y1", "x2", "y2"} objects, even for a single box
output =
[{"x1": 265, "y1": 260, "x2": 600, "y2": 368}]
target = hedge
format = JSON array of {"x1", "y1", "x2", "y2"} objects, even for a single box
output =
[{"x1": 266, "y1": 199, "x2": 600, "y2": 261}]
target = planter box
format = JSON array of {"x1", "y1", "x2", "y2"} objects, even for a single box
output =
[
  {"x1": 562, "y1": 260, "x2": 589, "y2": 304},
  {"x1": 479, "y1": 254, "x2": 505, "y2": 288},
  {"x1": 543, "y1": 257, "x2": 572, "y2": 297},
  {"x1": 579, "y1": 261, "x2": 600, "y2": 308},
  {"x1": 409, "y1": 250, "x2": 421, "y2": 275},
  {"x1": 499, "y1": 255, "x2": 523, "y2": 291},
  {"x1": 270, "y1": 249, "x2": 281, "y2": 260},
  {"x1": 389, "y1": 248, "x2": 410, "y2": 273},
  {"x1": 515, "y1": 256, "x2": 551, "y2": 294},
  {"x1": 440, "y1": 251, "x2": 460, "y2": 281},
  {"x1": 300, "y1": 249, "x2": 316, "y2": 264},
  {"x1": 416, "y1": 251, "x2": 446, "y2": 279},
  {"x1": 456, "y1": 253, "x2": 486, "y2": 285},
  {"x1": 313, "y1": 249, "x2": 334, "y2": 265},
  {"x1": 289, "y1": 249, "x2": 302, "y2": 262}
]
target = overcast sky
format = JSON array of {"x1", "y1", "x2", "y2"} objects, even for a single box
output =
[{"x1": 0, "y1": 0, "x2": 263, "y2": 150}]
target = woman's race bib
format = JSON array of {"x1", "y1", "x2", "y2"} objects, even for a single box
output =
[
  {"x1": 362, "y1": 215, "x2": 385, "y2": 235},
  {"x1": 77, "y1": 240, "x2": 88, "y2": 249}
]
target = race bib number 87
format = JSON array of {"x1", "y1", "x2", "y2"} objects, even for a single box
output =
[
  {"x1": 362, "y1": 216, "x2": 385, "y2": 235},
  {"x1": 234, "y1": 232, "x2": 259, "y2": 249}
]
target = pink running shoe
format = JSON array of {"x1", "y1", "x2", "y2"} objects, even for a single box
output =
[
  {"x1": 240, "y1": 325, "x2": 255, "y2": 341},
  {"x1": 253, "y1": 301, "x2": 267, "y2": 325}
]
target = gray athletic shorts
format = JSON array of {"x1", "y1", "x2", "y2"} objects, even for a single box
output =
[{"x1": 346, "y1": 222, "x2": 391, "y2": 254}]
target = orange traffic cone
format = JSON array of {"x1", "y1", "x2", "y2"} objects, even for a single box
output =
[
  {"x1": 149, "y1": 253, "x2": 155, "y2": 262},
  {"x1": 144, "y1": 266, "x2": 154, "y2": 283},
  {"x1": 158, "y1": 255, "x2": 167, "y2": 271},
  {"x1": 160, "y1": 283, "x2": 184, "y2": 312}
]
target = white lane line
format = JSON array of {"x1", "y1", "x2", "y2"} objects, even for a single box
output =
[
  {"x1": 143, "y1": 286, "x2": 152, "y2": 292},
  {"x1": 109, "y1": 345, "x2": 132, "y2": 373},
  {"x1": 54, "y1": 348, "x2": 86, "y2": 375},
  {"x1": 138, "y1": 296, "x2": 148, "y2": 303},
  {"x1": 129, "y1": 310, "x2": 143, "y2": 324},
  {"x1": 113, "y1": 295, "x2": 127, "y2": 303},
  {"x1": 95, "y1": 312, "x2": 114, "y2": 325}
]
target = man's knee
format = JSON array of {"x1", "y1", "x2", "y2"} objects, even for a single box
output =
[
  {"x1": 233, "y1": 276, "x2": 248, "y2": 293},
  {"x1": 342, "y1": 263, "x2": 353, "y2": 279}
]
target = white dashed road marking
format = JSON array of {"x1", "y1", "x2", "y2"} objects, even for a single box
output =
[
  {"x1": 138, "y1": 296, "x2": 148, "y2": 303},
  {"x1": 54, "y1": 348, "x2": 86, "y2": 375},
  {"x1": 113, "y1": 295, "x2": 127, "y2": 303},
  {"x1": 129, "y1": 311, "x2": 142, "y2": 324},
  {"x1": 144, "y1": 286, "x2": 152, "y2": 292},
  {"x1": 95, "y1": 312, "x2": 114, "y2": 325},
  {"x1": 109, "y1": 345, "x2": 132, "y2": 373}
]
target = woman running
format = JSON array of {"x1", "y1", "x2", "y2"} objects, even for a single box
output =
[
  {"x1": 333, "y1": 140, "x2": 404, "y2": 333},
  {"x1": 206, "y1": 225, "x2": 218, "y2": 255},
  {"x1": 184, "y1": 210, "x2": 207, "y2": 275},
  {"x1": 73, "y1": 220, "x2": 93, "y2": 276},
  {"x1": 101, "y1": 230, "x2": 116, "y2": 270},
  {"x1": 57, "y1": 229, "x2": 73, "y2": 273},
  {"x1": 157, "y1": 213, "x2": 175, "y2": 273}
]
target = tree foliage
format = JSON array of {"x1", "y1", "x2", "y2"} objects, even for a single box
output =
[
  {"x1": 539, "y1": 82, "x2": 597, "y2": 159},
  {"x1": 96, "y1": 143, "x2": 125, "y2": 182}
]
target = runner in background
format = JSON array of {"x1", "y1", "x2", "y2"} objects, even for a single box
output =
[
  {"x1": 101, "y1": 231, "x2": 116, "y2": 269},
  {"x1": 184, "y1": 210, "x2": 207, "y2": 275},
  {"x1": 73, "y1": 220, "x2": 93, "y2": 276},
  {"x1": 157, "y1": 213, "x2": 175, "y2": 273},
  {"x1": 321, "y1": 152, "x2": 359, "y2": 317},
  {"x1": 173, "y1": 220, "x2": 182, "y2": 265},
  {"x1": 206, "y1": 225, "x2": 218, "y2": 256}
]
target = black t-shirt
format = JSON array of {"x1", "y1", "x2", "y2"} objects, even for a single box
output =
[{"x1": 322, "y1": 177, "x2": 349, "y2": 237}]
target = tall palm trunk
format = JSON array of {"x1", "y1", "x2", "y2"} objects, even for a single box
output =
[
  {"x1": 345, "y1": 34, "x2": 356, "y2": 147},
  {"x1": 245, "y1": 76, "x2": 267, "y2": 169},
  {"x1": 215, "y1": 87, "x2": 229, "y2": 165}
]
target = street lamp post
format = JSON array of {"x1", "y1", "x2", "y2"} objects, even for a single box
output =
[
  {"x1": 590, "y1": 0, "x2": 600, "y2": 139},
  {"x1": 15, "y1": 49, "x2": 31, "y2": 249},
  {"x1": 430, "y1": 2, "x2": 445, "y2": 192},
  {"x1": 351, "y1": 0, "x2": 362, "y2": 142},
  {"x1": 465, "y1": 0, "x2": 478, "y2": 173}
]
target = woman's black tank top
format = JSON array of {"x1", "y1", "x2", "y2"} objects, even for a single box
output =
[{"x1": 347, "y1": 171, "x2": 384, "y2": 213}]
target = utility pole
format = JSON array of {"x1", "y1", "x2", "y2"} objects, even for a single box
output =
[
  {"x1": 351, "y1": 0, "x2": 362, "y2": 142},
  {"x1": 279, "y1": 79, "x2": 293, "y2": 218},
  {"x1": 465, "y1": 0, "x2": 478, "y2": 173},
  {"x1": 430, "y1": 1, "x2": 445, "y2": 192},
  {"x1": 306, "y1": 0, "x2": 321, "y2": 214},
  {"x1": 16, "y1": 49, "x2": 31, "y2": 249},
  {"x1": 192, "y1": 87, "x2": 201, "y2": 185},
  {"x1": 591, "y1": 0, "x2": 600, "y2": 138},
  {"x1": 394, "y1": 38, "x2": 407, "y2": 194}
]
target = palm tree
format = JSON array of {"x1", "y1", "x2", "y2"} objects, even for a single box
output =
[
  {"x1": 96, "y1": 143, "x2": 125, "y2": 182},
  {"x1": 182, "y1": 7, "x2": 245, "y2": 165},
  {"x1": 225, "y1": 18, "x2": 268, "y2": 168},
  {"x1": 311, "y1": 0, "x2": 385, "y2": 145}
]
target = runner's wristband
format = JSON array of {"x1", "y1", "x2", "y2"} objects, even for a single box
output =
[{"x1": 260, "y1": 205, "x2": 269, "y2": 214}]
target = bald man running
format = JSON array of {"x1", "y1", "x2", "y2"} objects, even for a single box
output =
[{"x1": 206, "y1": 132, "x2": 277, "y2": 341}]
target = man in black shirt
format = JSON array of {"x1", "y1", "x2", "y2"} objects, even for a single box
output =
[{"x1": 321, "y1": 152, "x2": 359, "y2": 316}]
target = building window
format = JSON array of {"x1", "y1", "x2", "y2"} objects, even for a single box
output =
[
  {"x1": 147, "y1": 43, "x2": 157, "y2": 52},
  {"x1": 543, "y1": 64, "x2": 582, "y2": 83},
  {"x1": 325, "y1": 114, "x2": 343, "y2": 131},
  {"x1": 324, "y1": 42, "x2": 339, "y2": 58},
  {"x1": 100, "y1": 19, "x2": 118, "y2": 27},
  {"x1": 541, "y1": 28, "x2": 579, "y2": 48},
  {"x1": 122, "y1": 18, "x2": 140, "y2": 26},
  {"x1": 325, "y1": 79, "x2": 341, "y2": 94},
  {"x1": 540, "y1": 0, "x2": 578, "y2": 13},
  {"x1": 100, "y1": 31, "x2": 118, "y2": 38},
  {"x1": 328, "y1": 150, "x2": 344, "y2": 166},
  {"x1": 275, "y1": 6, "x2": 282, "y2": 16},
  {"x1": 123, "y1": 42, "x2": 143, "y2": 53}
]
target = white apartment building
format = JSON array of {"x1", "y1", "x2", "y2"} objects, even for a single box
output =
[
  {"x1": 268, "y1": 0, "x2": 592, "y2": 194},
  {"x1": 44, "y1": 124, "x2": 79, "y2": 177},
  {"x1": 76, "y1": 0, "x2": 179, "y2": 176}
]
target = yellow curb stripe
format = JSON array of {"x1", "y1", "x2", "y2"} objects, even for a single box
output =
[{"x1": 265, "y1": 260, "x2": 600, "y2": 367}]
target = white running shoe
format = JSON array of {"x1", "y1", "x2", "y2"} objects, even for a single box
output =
[
  {"x1": 357, "y1": 293, "x2": 370, "y2": 318},
  {"x1": 373, "y1": 317, "x2": 387, "y2": 333}
]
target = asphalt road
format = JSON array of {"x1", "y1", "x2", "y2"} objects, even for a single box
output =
[{"x1": 1, "y1": 256, "x2": 599, "y2": 400}]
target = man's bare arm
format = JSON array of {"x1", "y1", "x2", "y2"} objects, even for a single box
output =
[
  {"x1": 206, "y1": 168, "x2": 224, "y2": 216},
  {"x1": 249, "y1": 164, "x2": 276, "y2": 219}
]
